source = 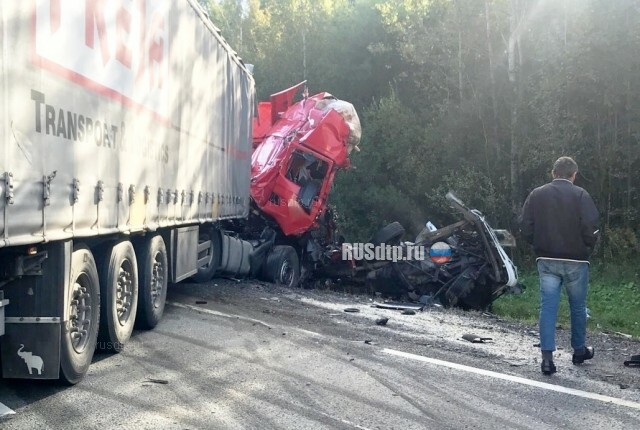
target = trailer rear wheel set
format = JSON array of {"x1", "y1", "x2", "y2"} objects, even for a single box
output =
[{"x1": 60, "y1": 237, "x2": 164, "y2": 382}]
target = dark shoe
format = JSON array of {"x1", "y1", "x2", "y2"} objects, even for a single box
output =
[
  {"x1": 572, "y1": 346, "x2": 594, "y2": 364},
  {"x1": 541, "y1": 359, "x2": 557, "y2": 375}
]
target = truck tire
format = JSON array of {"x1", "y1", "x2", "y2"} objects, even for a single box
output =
[
  {"x1": 135, "y1": 235, "x2": 168, "y2": 329},
  {"x1": 98, "y1": 241, "x2": 138, "y2": 352},
  {"x1": 370, "y1": 222, "x2": 405, "y2": 246},
  {"x1": 263, "y1": 245, "x2": 300, "y2": 288},
  {"x1": 192, "y1": 228, "x2": 222, "y2": 283},
  {"x1": 60, "y1": 245, "x2": 101, "y2": 385}
]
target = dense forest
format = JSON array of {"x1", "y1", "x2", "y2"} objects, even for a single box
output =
[{"x1": 200, "y1": 0, "x2": 640, "y2": 262}]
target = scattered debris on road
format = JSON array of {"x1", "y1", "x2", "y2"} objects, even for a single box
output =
[
  {"x1": 624, "y1": 355, "x2": 640, "y2": 367},
  {"x1": 462, "y1": 334, "x2": 493, "y2": 343},
  {"x1": 503, "y1": 359, "x2": 527, "y2": 367},
  {"x1": 375, "y1": 317, "x2": 389, "y2": 326},
  {"x1": 373, "y1": 302, "x2": 423, "y2": 312},
  {"x1": 615, "y1": 332, "x2": 633, "y2": 339},
  {"x1": 145, "y1": 378, "x2": 169, "y2": 385}
]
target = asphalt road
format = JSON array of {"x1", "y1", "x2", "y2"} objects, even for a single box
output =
[{"x1": 1, "y1": 279, "x2": 640, "y2": 429}]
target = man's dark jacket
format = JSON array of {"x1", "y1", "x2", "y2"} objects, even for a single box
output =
[{"x1": 519, "y1": 179, "x2": 599, "y2": 261}]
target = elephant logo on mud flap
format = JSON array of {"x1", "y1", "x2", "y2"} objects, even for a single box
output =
[{"x1": 17, "y1": 344, "x2": 44, "y2": 375}]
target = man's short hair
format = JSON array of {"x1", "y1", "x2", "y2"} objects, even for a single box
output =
[{"x1": 552, "y1": 156, "x2": 578, "y2": 179}]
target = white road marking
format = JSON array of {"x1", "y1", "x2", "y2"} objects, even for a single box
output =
[
  {"x1": 383, "y1": 348, "x2": 640, "y2": 411},
  {"x1": 315, "y1": 410, "x2": 373, "y2": 430},
  {"x1": 167, "y1": 301, "x2": 272, "y2": 329},
  {"x1": 296, "y1": 329, "x2": 326, "y2": 338},
  {"x1": 167, "y1": 302, "x2": 328, "y2": 340},
  {"x1": 0, "y1": 401, "x2": 15, "y2": 418},
  {"x1": 173, "y1": 301, "x2": 640, "y2": 411}
]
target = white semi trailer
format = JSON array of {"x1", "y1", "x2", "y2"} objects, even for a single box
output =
[{"x1": 0, "y1": 0, "x2": 254, "y2": 384}]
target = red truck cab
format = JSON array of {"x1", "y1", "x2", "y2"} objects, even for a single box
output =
[{"x1": 251, "y1": 82, "x2": 360, "y2": 237}]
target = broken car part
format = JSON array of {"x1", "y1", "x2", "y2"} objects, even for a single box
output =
[
  {"x1": 365, "y1": 193, "x2": 520, "y2": 311},
  {"x1": 461, "y1": 334, "x2": 493, "y2": 343},
  {"x1": 373, "y1": 302, "x2": 424, "y2": 311}
]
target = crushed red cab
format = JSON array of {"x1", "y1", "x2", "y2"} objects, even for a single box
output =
[{"x1": 251, "y1": 82, "x2": 361, "y2": 237}]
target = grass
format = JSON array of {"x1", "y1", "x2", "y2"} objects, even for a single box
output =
[{"x1": 491, "y1": 263, "x2": 640, "y2": 337}]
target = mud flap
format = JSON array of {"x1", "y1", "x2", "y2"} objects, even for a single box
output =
[
  {"x1": 1, "y1": 320, "x2": 61, "y2": 379},
  {"x1": 0, "y1": 240, "x2": 69, "y2": 379}
]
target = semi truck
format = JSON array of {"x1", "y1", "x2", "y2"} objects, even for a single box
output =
[
  {"x1": 0, "y1": 0, "x2": 258, "y2": 384},
  {"x1": 0, "y1": 0, "x2": 366, "y2": 385},
  {"x1": 0, "y1": 0, "x2": 519, "y2": 385}
]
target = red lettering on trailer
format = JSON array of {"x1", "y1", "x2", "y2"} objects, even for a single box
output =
[
  {"x1": 50, "y1": 0, "x2": 61, "y2": 33},
  {"x1": 147, "y1": 13, "x2": 164, "y2": 90},
  {"x1": 84, "y1": 0, "x2": 110, "y2": 65},
  {"x1": 115, "y1": 4, "x2": 132, "y2": 68},
  {"x1": 34, "y1": 0, "x2": 170, "y2": 119}
]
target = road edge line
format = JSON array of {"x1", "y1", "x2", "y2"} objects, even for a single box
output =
[
  {"x1": 166, "y1": 301, "x2": 272, "y2": 329},
  {"x1": 382, "y1": 348, "x2": 640, "y2": 411}
]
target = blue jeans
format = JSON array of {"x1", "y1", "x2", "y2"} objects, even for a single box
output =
[{"x1": 537, "y1": 259, "x2": 589, "y2": 353}]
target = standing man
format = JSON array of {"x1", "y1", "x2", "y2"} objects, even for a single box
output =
[{"x1": 520, "y1": 156, "x2": 599, "y2": 375}]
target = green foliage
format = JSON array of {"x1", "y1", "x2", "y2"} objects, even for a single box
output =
[
  {"x1": 214, "y1": 0, "x2": 640, "y2": 327},
  {"x1": 331, "y1": 93, "x2": 430, "y2": 241},
  {"x1": 493, "y1": 266, "x2": 640, "y2": 337},
  {"x1": 602, "y1": 227, "x2": 639, "y2": 261},
  {"x1": 424, "y1": 169, "x2": 505, "y2": 225},
  {"x1": 491, "y1": 271, "x2": 540, "y2": 324}
]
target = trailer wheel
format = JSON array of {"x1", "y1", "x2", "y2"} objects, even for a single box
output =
[
  {"x1": 135, "y1": 235, "x2": 168, "y2": 329},
  {"x1": 370, "y1": 222, "x2": 405, "y2": 246},
  {"x1": 98, "y1": 241, "x2": 138, "y2": 352},
  {"x1": 192, "y1": 228, "x2": 222, "y2": 283},
  {"x1": 263, "y1": 245, "x2": 300, "y2": 288},
  {"x1": 60, "y1": 246, "x2": 101, "y2": 385}
]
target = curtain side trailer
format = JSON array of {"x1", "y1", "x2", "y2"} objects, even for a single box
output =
[{"x1": 0, "y1": 0, "x2": 254, "y2": 384}]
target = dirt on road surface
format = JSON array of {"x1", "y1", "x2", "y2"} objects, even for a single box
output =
[
  {"x1": 3, "y1": 277, "x2": 640, "y2": 429},
  {"x1": 170, "y1": 279, "x2": 640, "y2": 392}
]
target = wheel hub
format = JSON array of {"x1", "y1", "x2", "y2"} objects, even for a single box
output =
[
  {"x1": 116, "y1": 263, "x2": 133, "y2": 326},
  {"x1": 150, "y1": 253, "x2": 164, "y2": 309},
  {"x1": 279, "y1": 260, "x2": 294, "y2": 286},
  {"x1": 69, "y1": 278, "x2": 92, "y2": 353}
]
